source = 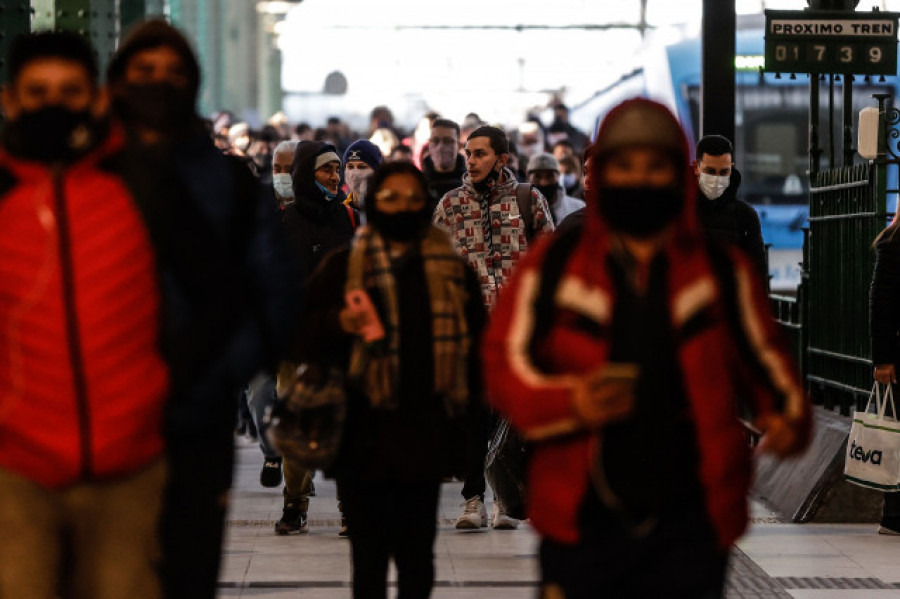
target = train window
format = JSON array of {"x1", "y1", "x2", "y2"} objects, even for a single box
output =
[{"x1": 748, "y1": 122, "x2": 800, "y2": 177}]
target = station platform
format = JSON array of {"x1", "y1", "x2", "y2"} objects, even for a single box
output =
[{"x1": 218, "y1": 438, "x2": 900, "y2": 599}]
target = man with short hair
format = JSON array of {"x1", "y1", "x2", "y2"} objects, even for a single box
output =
[
  {"x1": 527, "y1": 152, "x2": 585, "y2": 226},
  {"x1": 106, "y1": 19, "x2": 297, "y2": 599},
  {"x1": 693, "y1": 135, "x2": 768, "y2": 282},
  {"x1": 547, "y1": 102, "x2": 589, "y2": 155},
  {"x1": 422, "y1": 117, "x2": 466, "y2": 201},
  {"x1": 0, "y1": 30, "x2": 168, "y2": 599},
  {"x1": 434, "y1": 125, "x2": 554, "y2": 531}
]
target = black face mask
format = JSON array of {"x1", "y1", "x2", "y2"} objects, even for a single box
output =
[
  {"x1": 597, "y1": 185, "x2": 684, "y2": 238},
  {"x1": 369, "y1": 208, "x2": 431, "y2": 242},
  {"x1": 3, "y1": 106, "x2": 99, "y2": 164},
  {"x1": 473, "y1": 160, "x2": 501, "y2": 194},
  {"x1": 535, "y1": 183, "x2": 559, "y2": 204},
  {"x1": 113, "y1": 82, "x2": 195, "y2": 132}
]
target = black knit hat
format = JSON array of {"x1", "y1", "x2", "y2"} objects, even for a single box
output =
[{"x1": 106, "y1": 19, "x2": 200, "y2": 102}]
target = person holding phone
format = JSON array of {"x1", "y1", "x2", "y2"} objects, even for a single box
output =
[
  {"x1": 298, "y1": 161, "x2": 486, "y2": 598},
  {"x1": 482, "y1": 98, "x2": 812, "y2": 599}
]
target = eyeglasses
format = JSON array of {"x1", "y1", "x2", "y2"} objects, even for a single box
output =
[
  {"x1": 429, "y1": 137, "x2": 457, "y2": 146},
  {"x1": 374, "y1": 190, "x2": 427, "y2": 205}
]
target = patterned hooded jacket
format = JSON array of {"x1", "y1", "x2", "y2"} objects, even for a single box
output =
[{"x1": 433, "y1": 167, "x2": 554, "y2": 310}]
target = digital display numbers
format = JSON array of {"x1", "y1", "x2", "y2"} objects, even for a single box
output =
[{"x1": 764, "y1": 10, "x2": 899, "y2": 75}]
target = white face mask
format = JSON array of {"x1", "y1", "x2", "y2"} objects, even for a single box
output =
[
  {"x1": 344, "y1": 168, "x2": 373, "y2": 197},
  {"x1": 273, "y1": 173, "x2": 293, "y2": 198},
  {"x1": 698, "y1": 173, "x2": 730, "y2": 200},
  {"x1": 560, "y1": 172, "x2": 577, "y2": 189}
]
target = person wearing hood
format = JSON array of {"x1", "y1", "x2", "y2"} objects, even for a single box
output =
[
  {"x1": 106, "y1": 20, "x2": 298, "y2": 599},
  {"x1": 283, "y1": 140, "x2": 357, "y2": 283},
  {"x1": 298, "y1": 161, "x2": 485, "y2": 599},
  {"x1": 277, "y1": 140, "x2": 356, "y2": 537},
  {"x1": 694, "y1": 135, "x2": 768, "y2": 283},
  {"x1": 342, "y1": 139, "x2": 382, "y2": 221},
  {"x1": 482, "y1": 98, "x2": 811, "y2": 598},
  {"x1": 526, "y1": 152, "x2": 585, "y2": 226},
  {"x1": 433, "y1": 125, "x2": 554, "y2": 532}
]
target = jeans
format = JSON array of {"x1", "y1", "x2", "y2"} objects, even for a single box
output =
[{"x1": 246, "y1": 372, "x2": 279, "y2": 459}]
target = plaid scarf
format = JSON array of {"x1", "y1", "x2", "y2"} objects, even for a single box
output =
[{"x1": 346, "y1": 224, "x2": 470, "y2": 416}]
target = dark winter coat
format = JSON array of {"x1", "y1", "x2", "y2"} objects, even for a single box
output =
[
  {"x1": 284, "y1": 141, "x2": 356, "y2": 282},
  {"x1": 298, "y1": 241, "x2": 486, "y2": 482},
  {"x1": 696, "y1": 168, "x2": 768, "y2": 282},
  {"x1": 871, "y1": 232, "x2": 900, "y2": 368},
  {"x1": 422, "y1": 154, "x2": 466, "y2": 204}
]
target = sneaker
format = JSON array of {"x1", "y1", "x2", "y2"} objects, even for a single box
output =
[
  {"x1": 274, "y1": 503, "x2": 308, "y2": 535},
  {"x1": 338, "y1": 515, "x2": 350, "y2": 537},
  {"x1": 455, "y1": 496, "x2": 487, "y2": 529},
  {"x1": 260, "y1": 458, "x2": 283, "y2": 488},
  {"x1": 492, "y1": 501, "x2": 519, "y2": 530}
]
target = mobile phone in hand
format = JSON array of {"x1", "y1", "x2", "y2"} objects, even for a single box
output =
[{"x1": 345, "y1": 289, "x2": 385, "y2": 342}]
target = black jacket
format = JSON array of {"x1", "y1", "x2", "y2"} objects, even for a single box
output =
[
  {"x1": 696, "y1": 168, "x2": 768, "y2": 283},
  {"x1": 284, "y1": 141, "x2": 356, "y2": 282},
  {"x1": 422, "y1": 154, "x2": 466, "y2": 205},
  {"x1": 299, "y1": 242, "x2": 486, "y2": 481},
  {"x1": 871, "y1": 233, "x2": 900, "y2": 367}
]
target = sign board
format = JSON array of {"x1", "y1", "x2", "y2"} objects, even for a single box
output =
[{"x1": 764, "y1": 10, "x2": 899, "y2": 75}]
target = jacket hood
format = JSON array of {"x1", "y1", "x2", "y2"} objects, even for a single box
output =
[
  {"x1": 585, "y1": 98, "x2": 698, "y2": 240},
  {"x1": 461, "y1": 166, "x2": 519, "y2": 198},
  {"x1": 290, "y1": 140, "x2": 345, "y2": 220}
]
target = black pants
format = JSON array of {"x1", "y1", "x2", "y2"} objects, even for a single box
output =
[
  {"x1": 338, "y1": 478, "x2": 441, "y2": 599},
  {"x1": 160, "y1": 433, "x2": 234, "y2": 599},
  {"x1": 540, "y1": 500, "x2": 728, "y2": 599},
  {"x1": 885, "y1": 490, "x2": 900, "y2": 521}
]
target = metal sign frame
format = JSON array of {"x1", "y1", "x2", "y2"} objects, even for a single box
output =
[{"x1": 765, "y1": 9, "x2": 899, "y2": 75}]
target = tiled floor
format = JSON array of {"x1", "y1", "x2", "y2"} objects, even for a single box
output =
[{"x1": 220, "y1": 438, "x2": 900, "y2": 598}]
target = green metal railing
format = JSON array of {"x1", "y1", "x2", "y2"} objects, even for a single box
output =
[{"x1": 806, "y1": 164, "x2": 881, "y2": 415}]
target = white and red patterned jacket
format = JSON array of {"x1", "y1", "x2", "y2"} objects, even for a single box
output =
[{"x1": 433, "y1": 168, "x2": 554, "y2": 310}]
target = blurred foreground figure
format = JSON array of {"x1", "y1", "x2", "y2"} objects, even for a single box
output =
[
  {"x1": 300, "y1": 162, "x2": 485, "y2": 598},
  {"x1": 0, "y1": 30, "x2": 167, "y2": 599},
  {"x1": 106, "y1": 20, "x2": 297, "y2": 599},
  {"x1": 483, "y1": 98, "x2": 811, "y2": 599}
]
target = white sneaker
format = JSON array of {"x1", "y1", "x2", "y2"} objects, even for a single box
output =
[
  {"x1": 492, "y1": 501, "x2": 520, "y2": 530},
  {"x1": 455, "y1": 496, "x2": 487, "y2": 529}
]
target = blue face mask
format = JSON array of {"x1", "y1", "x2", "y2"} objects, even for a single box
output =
[{"x1": 315, "y1": 181, "x2": 337, "y2": 201}]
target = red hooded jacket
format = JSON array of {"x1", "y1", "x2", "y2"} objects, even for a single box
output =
[
  {"x1": 482, "y1": 99, "x2": 811, "y2": 548},
  {"x1": 0, "y1": 129, "x2": 169, "y2": 489}
]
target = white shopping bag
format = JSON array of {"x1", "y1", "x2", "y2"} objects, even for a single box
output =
[{"x1": 844, "y1": 383, "x2": 900, "y2": 492}]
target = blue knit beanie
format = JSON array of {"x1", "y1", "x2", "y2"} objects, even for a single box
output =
[{"x1": 342, "y1": 139, "x2": 382, "y2": 171}]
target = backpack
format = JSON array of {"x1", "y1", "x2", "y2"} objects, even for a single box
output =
[{"x1": 515, "y1": 182, "x2": 536, "y2": 242}]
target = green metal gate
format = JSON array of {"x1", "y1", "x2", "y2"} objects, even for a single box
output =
[{"x1": 806, "y1": 164, "x2": 883, "y2": 415}]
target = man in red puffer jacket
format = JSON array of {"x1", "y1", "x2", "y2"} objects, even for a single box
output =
[{"x1": 0, "y1": 31, "x2": 169, "y2": 599}]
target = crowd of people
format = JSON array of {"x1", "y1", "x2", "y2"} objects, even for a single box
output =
[{"x1": 0, "y1": 18, "x2": 825, "y2": 599}]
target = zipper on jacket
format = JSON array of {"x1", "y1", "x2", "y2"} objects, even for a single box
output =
[{"x1": 52, "y1": 167, "x2": 93, "y2": 480}]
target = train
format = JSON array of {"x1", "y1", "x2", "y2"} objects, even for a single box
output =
[{"x1": 568, "y1": 13, "x2": 900, "y2": 291}]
